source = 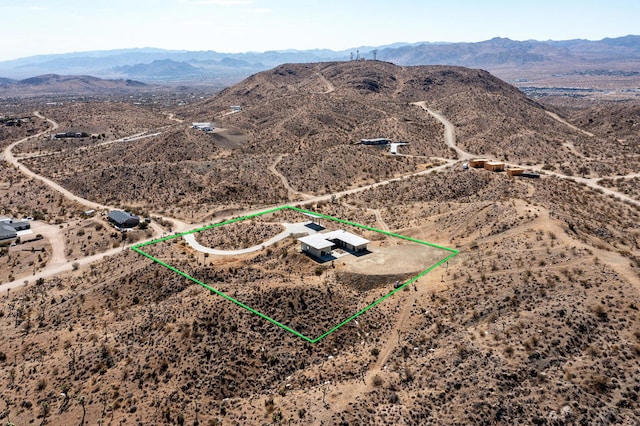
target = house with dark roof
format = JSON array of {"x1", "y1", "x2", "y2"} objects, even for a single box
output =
[
  {"x1": 2, "y1": 219, "x2": 30, "y2": 231},
  {"x1": 0, "y1": 217, "x2": 30, "y2": 243},
  {"x1": 108, "y1": 210, "x2": 140, "y2": 229},
  {"x1": 0, "y1": 223, "x2": 18, "y2": 242}
]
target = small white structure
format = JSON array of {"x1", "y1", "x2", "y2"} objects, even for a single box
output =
[
  {"x1": 389, "y1": 142, "x2": 409, "y2": 155},
  {"x1": 192, "y1": 122, "x2": 214, "y2": 132},
  {"x1": 298, "y1": 230, "x2": 370, "y2": 259},
  {"x1": 230, "y1": 106, "x2": 242, "y2": 112}
]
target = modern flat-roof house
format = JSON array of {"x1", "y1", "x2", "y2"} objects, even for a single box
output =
[
  {"x1": 0, "y1": 218, "x2": 30, "y2": 231},
  {"x1": 0, "y1": 217, "x2": 29, "y2": 243},
  {"x1": 360, "y1": 138, "x2": 391, "y2": 145},
  {"x1": 51, "y1": 132, "x2": 84, "y2": 139},
  {"x1": 298, "y1": 230, "x2": 370, "y2": 259},
  {"x1": 507, "y1": 167, "x2": 524, "y2": 176},
  {"x1": 0, "y1": 224, "x2": 18, "y2": 242},
  {"x1": 192, "y1": 122, "x2": 213, "y2": 132},
  {"x1": 469, "y1": 159, "x2": 489, "y2": 168},
  {"x1": 108, "y1": 210, "x2": 140, "y2": 229}
]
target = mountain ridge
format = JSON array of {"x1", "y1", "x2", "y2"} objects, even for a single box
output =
[
  {"x1": 0, "y1": 74, "x2": 150, "y2": 96},
  {"x1": 1, "y1": 36, "x2": 638, "y2": 84}
]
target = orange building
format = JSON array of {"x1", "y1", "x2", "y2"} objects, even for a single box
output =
[
  {"x1": 469, "y1": 159, "x2": 489, "y2": 168},
  {"x1": 507, "y1": 168, "x2": 524, "y2": 176}
]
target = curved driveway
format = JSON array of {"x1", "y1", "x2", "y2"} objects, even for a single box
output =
[{"x1": 183, "y1": 222, "x2": 318, "y2": 255}]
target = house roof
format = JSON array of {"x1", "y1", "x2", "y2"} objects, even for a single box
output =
[
  {"x1": 0, "y1": 224, "x2": 17, "y2": 240},
  {"x1": 324, "y1": 230, "x2": 370, "y2": 247},
  {"x1": 302, "y1": 212, "x2": 323, "y2": 220},
  {"x1": 298, "y1": 230, "x2": 370, "y2": 250},
  {"x1": 9, "y1": 220, "x2": 29, "y2": 229},
  {"x1": 108, "y1": 210, "x2": 139, "y2": 224},
  {"x1": 298, "y1": 234, "x2": 334, "y2": 250}
]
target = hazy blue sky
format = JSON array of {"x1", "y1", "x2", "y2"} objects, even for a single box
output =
[{"x1": 1, "y1": 0, "x2": 638, "y2": 61}]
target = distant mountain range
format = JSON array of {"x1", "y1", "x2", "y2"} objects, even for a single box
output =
[{"x1": 0, "y1": 36, "x2": 638, "y2": 87}]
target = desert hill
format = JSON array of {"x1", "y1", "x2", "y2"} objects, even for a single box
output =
[
  {"x1": 1, "y1": 61, "x2": 639, "y2": 425},
  {"x1": 190, "y1": 61, "x2": 628, "y2": 173},
  {"x1": 380, "y1": 35, "x2": 640, "y2": 69},
  {"x1": 113, "y1": 60, "x2": 205, "y2": 80},
  {"x1": 18, "y1": 61, "x2": 636, "y2": 221},
  {"x1": 0, "y1": 74, "x2": 151, "y2": 96}
]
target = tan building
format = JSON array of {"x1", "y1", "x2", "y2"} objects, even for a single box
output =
[
  {"x1": 484, "y1": 161, "x2": 505, "y2": 172},
  {"x1": 507, "y1": 168, "x2": 524, "y2": 176},
  {"x1": 469, "y1": 159, "x2": 489, "y2": 168}
]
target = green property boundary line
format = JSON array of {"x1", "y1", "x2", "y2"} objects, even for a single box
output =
[{"x1": 132, "y1": 205, "x2": 459, "y2": 343}]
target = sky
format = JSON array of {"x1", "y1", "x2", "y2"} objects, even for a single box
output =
[{"x1": 1, "y1": 0, "x2": 639, "y2": 61}]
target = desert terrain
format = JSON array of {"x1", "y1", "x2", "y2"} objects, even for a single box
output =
[{"x1": 0, "y1": 60, "x2": 639, "y2": 425}]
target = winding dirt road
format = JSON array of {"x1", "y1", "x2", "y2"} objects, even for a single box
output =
[
  {"x1": 1, "y1": 114, "x2": 188, "y2": 292},
  {"x1": 545, "y1": 110, "x2": 595, "y2": 137},
  {"x1": 315, "y1": 69, "x2": 336, "y2": 94},
  {"x1": 3, "y1": 104, "x2": 639, "y2": 294},
  {"x1": 412, "y1": 101, "x2": 473, "y2": 161},
  {"x1": 411, "y1": 102, "x2": 640, "y2": 207},
  {"x1": 268, "y1": 154, "x2": 313, "y2": 200}
]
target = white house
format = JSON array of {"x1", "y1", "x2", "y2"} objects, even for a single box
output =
[
  {"x1": 298, "y1": 230, "x2": 370, "y2": 259},
  {"x1": 192, "y1": 122, "x2": 213, "y2": 132}
]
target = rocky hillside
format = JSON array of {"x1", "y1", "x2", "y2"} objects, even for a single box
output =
[
  {"x1": 20, "y1": 61, "x2": 632, "y2": 221},
  {"x1": 187, "y1": 61, "x2": 590, "y2": 165}
]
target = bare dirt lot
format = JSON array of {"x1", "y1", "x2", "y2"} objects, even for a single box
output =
[{"x1": 343, "y1": 242, "x2": 446, "y2": 276}]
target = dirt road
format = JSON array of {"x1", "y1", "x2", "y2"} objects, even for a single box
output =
[
  {"x1": 4, "y1": 105, "x2": 638, "y2": 295},
  {"x1": 315, "y1": 71, "x2": 336, "y2": 94},
  {"x1": 268, "y1": 154, "x2": 314, "y2": 200},
  {"x1": 412, "y1": 101, "x2": 474, "y2": 160},
  {"x1": 529, "y1": 166, "x2": 640, "y2": 207},
  {"x1": 0, "y1": 112, "x2": 188, "y2": 291},
  {"x1": 412, "y1": 102, "x2": 639, "y2": 207},
  {"x1": 545, "y1": 110, "x2": 595, "y2": 137}
]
